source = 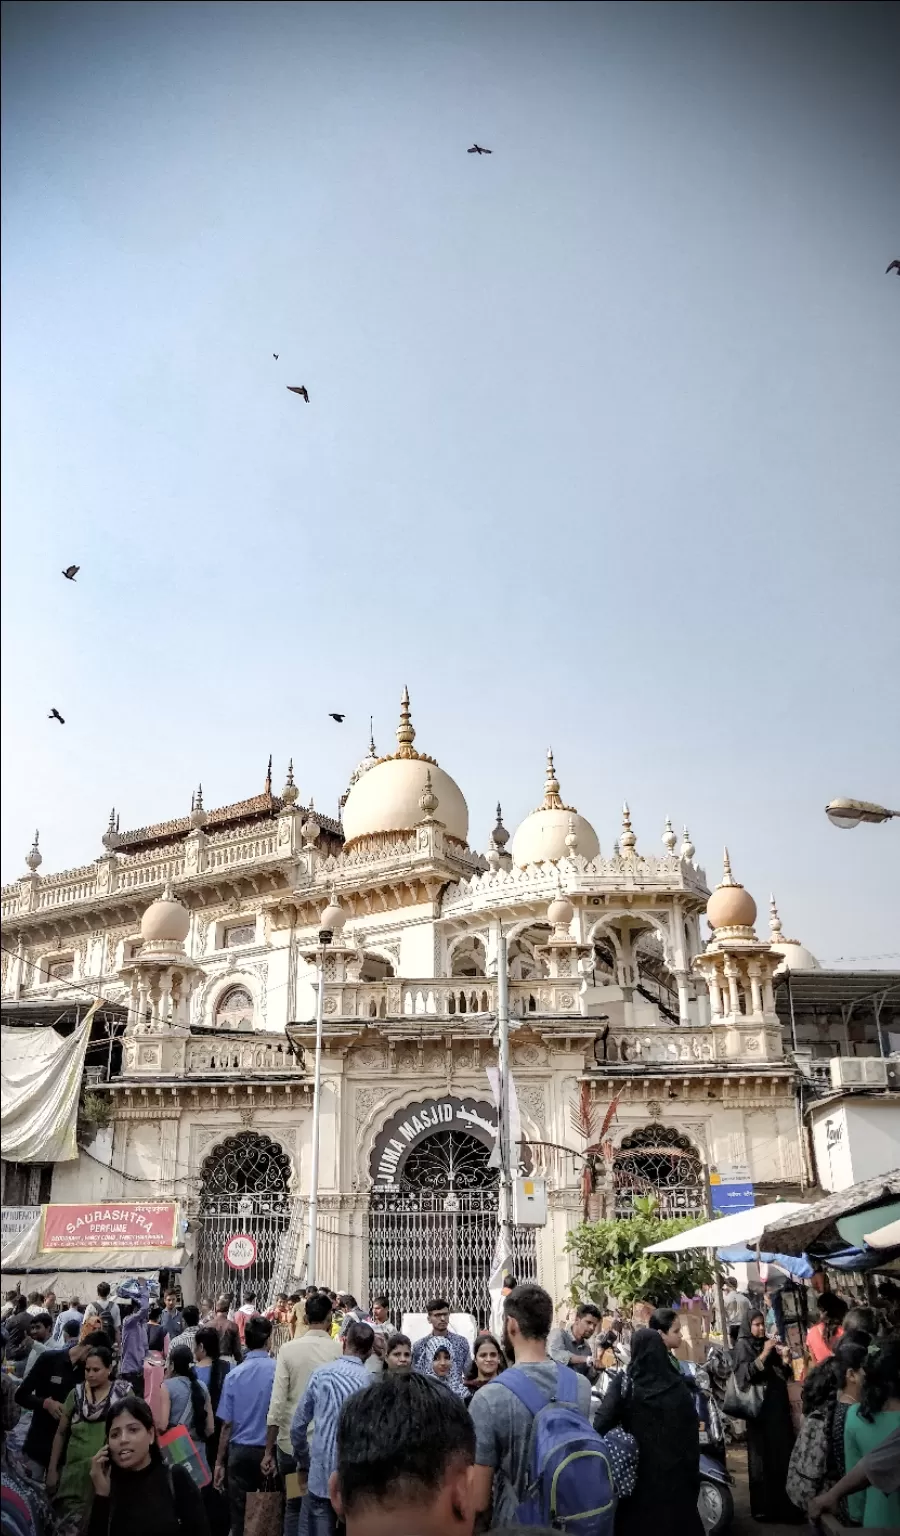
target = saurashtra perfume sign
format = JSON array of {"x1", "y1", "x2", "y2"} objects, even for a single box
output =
[{"x1": 40, "y1": 1202, "x2": 178, "y2": 1251}]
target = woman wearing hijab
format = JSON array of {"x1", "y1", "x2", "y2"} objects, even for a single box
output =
[
  {"x1": 415, "y1": 1333, "x2": 469, "y2": 1398},
  {"x1": 733, "y1": 1310, "x2": 800, "y2": 1522},
  {"x1": 594, "y1": 1326, "x2": 703, "y2": 1536}
]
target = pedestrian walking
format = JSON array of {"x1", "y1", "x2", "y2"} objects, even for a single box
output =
[
  {"x1": 291, "y1": 1321, "x2": 374, "y2": 1536},
  {"x1": 213, "y1": 1316, "x2": 276, "y2": 1534}
]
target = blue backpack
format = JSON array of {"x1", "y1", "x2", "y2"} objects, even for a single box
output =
[{"x1": 498, "y1": 1363, "x2": 616, "y2": 1534}]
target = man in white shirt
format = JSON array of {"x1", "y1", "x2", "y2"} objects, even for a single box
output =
[{"x1": 262, "y1": 1292, "x2": 340, "y2": 1536}]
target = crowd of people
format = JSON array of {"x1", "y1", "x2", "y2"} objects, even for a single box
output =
[{"x1": 2, "y1": 1275, "x2": 899, "y2": 1536}]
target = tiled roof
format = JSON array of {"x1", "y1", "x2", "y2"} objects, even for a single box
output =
[{"x1": 117, "y1": 793, "x2": 342, "y2": 851}]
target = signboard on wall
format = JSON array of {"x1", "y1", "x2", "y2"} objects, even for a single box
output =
[
  {"x1": 370, "y1": 1096, "x2": 498, "y2": 1190},
  {"x1": 1, "y1": 1206, "x2": 40, "y2": 1245},
  {"x1": 40, "y1": 1202, "x2": 178, "y2": 1251},
  {"x1": 710, "y1": 1180, "x2": 756, "y2": 1217},
  {"x1": 223, "y1": 1233, "x2": 257, "y2": 1270}
]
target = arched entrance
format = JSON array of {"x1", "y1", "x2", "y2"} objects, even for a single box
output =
[
  {"x1": 197, "y1": 1132, "x2": 292, "y2": 1300},
  {"x1": 368, "y1": 1097, "x2": 536, "y2": 1325},
  {"x1": 612, "y1": 1123, "x2": 705, "y2": 1220}
]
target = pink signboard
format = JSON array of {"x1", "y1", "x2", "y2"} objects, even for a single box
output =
[{"x1": 40, "y1": 1202, "x2": 178, "y2": 1251}]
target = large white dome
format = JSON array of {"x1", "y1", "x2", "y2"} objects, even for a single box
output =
[
  {"x1": 341, "y1": 689, "x2": 469, "y2": 847},
  {"x1": 511, "y1": 750, "x2": 599, "y2": 868}
]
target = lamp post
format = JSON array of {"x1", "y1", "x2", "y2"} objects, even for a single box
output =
[
  {"x1": 496, "y1": 932, "x2": 514, "y2": 1267},
  {"x1": 825, "y1": 798, "x2": 898, "y2": 830},
  {"x1": 307, "y1": 895, "x2": 346, "y2": 1286}
]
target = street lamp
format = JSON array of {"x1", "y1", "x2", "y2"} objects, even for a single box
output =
[
  {"x1": 307, "y1": 894, "x2": 346, "y2": 1286},
  {"x1": 825, "y1": 798, "x2": 899, "y2": 830}
]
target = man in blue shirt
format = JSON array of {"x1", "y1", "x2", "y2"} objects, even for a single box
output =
[
  {"x1": 214, "y1": 1315, "x2": 277, "y2": 1533},
  {"x1": 291, "y1": 1320, "x2": 374, "y2": 1536}
]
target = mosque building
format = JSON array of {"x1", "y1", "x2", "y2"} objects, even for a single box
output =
[{"x1": 0, "y1": 689, "x2": 888, "y2": 1316}]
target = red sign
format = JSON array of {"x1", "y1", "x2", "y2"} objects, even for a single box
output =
[
  {"x1": 223, "y1": 1233, "x2": 257, "y2": 1270},
  {"x1": 41, "y1": 1202, "x2": 178, "y2": 1252}
]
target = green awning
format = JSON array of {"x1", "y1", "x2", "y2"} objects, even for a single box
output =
[{"x1": 837, "y1": 1200, "x2": 900, "y2": 1249}]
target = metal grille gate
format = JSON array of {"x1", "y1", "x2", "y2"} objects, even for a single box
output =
[
  {"x1": 368, "y1": 1129, "x2": 537, "y2": 1326},
  {"x1": 196, "y1": 1133, "x2": 291, "y2": 1301}
]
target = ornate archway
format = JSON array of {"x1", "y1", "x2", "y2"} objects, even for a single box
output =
[
  {"x1": 367, "y1": 1096, "x2": 536, "y2": 1325},
  {"x1": 612, "y1": 1123, "x2": 705, "y2": 1220},
  {"x1": 197, "y1": 1132, "x2": 292, "y2": 1300}
]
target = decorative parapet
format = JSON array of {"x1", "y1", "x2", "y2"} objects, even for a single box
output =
[
  {"x1": 120, "y1": 1029, "x2": 306, "y2": 1080},
  {"x1": 442, "y1": 851, "x2": 710, "y2": 917}
]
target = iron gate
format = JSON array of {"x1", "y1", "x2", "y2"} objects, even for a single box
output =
[
  {"x1": 196, "y1": 1132, "x2": 292, "y2": 1302},
  {"x1": 368, "y1": 1129, "x2": 537, "y2": 1326},
  {"x1": 613, "y1": 1123, "x2": 705, "y2": 1220}
]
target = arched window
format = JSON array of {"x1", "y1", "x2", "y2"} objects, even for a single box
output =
[
  {"x1": 199, "y1": 1132, "x2": 291, "y2": 1212},
  {"x1": 450, "y1": 937, "x2": 487, "y2": 979},
  {"x1": 613, "y1": 1124, "x2": 704, "y2": 1220},
  {"x1": 215, "y1": 985, "x2": 254, "y2": 1030}
]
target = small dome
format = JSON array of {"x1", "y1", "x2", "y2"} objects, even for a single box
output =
[
  {"x1": 706, "y1": 849, "x2": 757, "y2": 931},
  {"x1": 341, "y1": 689, "x2": 469, "y2": 846},
  {"x1": 141, "y1": 884, "x2": 190, "y2": 945},
  {"x1": 548, "y1": 893, "x2": 575, "y2": 931},
  {"x1": 511, "y1": 750, "x2": 599, "y2": 868},
  {"x1": 768, "y1": 895, "x2": 819, "y2": 971}
]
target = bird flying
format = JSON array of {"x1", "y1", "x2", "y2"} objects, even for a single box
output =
[
  {"x1": 62, "y1": 565, "x2": 80, "y2": 581},
  {"x1": 273, "y1": 353, "x2": 279, "y2": 359},
  {"x1": 468, "y1": 144, "x2": 492, "y2": 154},
  {"x1": 329, "y1": 713, "x2": 346, "y2": 723},
  {"x1": 887, "y1": 260, "x2": 900, "y2": 275},
  {"x1": 287, "y1": 385, "x2": 309, "y2": 401},
  {"x1": 49, "y1": 709, "x2": 65, "y2": 724}
]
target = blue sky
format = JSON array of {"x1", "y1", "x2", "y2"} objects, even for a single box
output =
[{"x1": 2, "y1": 0, "x2": 898, "y2": 965}]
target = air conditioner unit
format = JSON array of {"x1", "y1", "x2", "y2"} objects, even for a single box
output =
[
  {"x1": 886, "y1": 1057, "x2": 900, "y2": 1091},
  {"x1": 830, "y1": 1057, "x2": 888, "y2": 1090}
]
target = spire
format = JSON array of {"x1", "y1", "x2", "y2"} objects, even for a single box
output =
[
  {"x1": 565, "y1": 813, "x2": 579, "y2": 856},
  {"x1": 303, "y1": 796, "x2": 320, "y2": 847},
  {"x1": 265, "y1": 754, "x2": 273, "y2": 795},
  {"x1": 662, "y1": 816, "x2": 677, "y2": 854},
  {"x1": 680, "y1": 825, "x2": 695, "y2": 861},
  {"x1": 396, "y1": 686, "x2": 416, "y2": 757},
  {"x1": 282, "y1": 758, "x2": 299, "y2": 806},
  {"x1": 721, "y1": 847, "x2": 736, "y2": 885},
  {"x1": 769, "y1": 893, "x2": 783, "y2": 939},
  {"x1": 369, "y1": 715, "x2": 376, "y2": 756},
  {"x1": 620, "y1": 802, "x2": 637, "y2": 856},
  {"x1": 542, "y1": 748, "x2": 563, "y2": 810},
  {"x1": 491, "y1": 803, "x2": 510, "y2": 849},
  {"x1": 102, "y1": 807, "x2": 121, "y2": 853},
  {"x1": 25, "y1": 830, "x2": 42, "y2": 873},
  {"x1": 418, "y1": 768, "x2": 439, "y2": 818},
  {"x1": 189, "y1": 783, "x2": 207, "y2": 830}
]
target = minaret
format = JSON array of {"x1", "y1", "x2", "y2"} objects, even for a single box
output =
[{"x1": 692, "y1": 850, "x2": 783, "y2": 1061}]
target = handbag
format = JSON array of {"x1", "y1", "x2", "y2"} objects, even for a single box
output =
[
  {"x1": 723, "y1": 1369, "x2": 765, "y2": 1420},
  {"x1": 244, "y1": 1476, "x2": 284, "y2": 1536},
  {"x1": 158, "y1": 1423, "x2": 211, "y2": 1488}
]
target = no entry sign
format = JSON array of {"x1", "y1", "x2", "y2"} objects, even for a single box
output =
[{"x1": 223, "y1": 1233, "x2": 257, "y2": 1270}]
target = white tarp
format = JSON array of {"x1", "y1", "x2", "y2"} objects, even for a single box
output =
[
  {"x1": 644, "y1": 1200, "x2": 811, "y2": 1253},
  {"x1": 0, "y1": 1005, "x2": 99, "y2": 1164}
]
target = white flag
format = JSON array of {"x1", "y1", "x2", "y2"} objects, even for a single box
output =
[{"x1": 485, "y1": 1066, "x2": 522, "y2": 1168}]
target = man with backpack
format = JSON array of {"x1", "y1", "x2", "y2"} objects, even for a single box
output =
[{"x1": 469, "y1": 1282, "x2": 614, "y2": 1533}]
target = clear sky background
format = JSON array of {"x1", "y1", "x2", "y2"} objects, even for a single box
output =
[{"x1": 2, "y1": 0, "x2": 898, "y2": 965}]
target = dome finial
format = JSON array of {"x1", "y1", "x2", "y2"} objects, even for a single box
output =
[
  {"x1": 565, "y1": 813, "x2": 579, "y2": 856},
  {"x1": 491, "y1": 803, "x2": 510, "y2": 849},
  {"x1": 662, "y1": 816, "x2": 677, "y2": 853},
  {"x1": 303, "y1": 796, "x2": 320, "y2": 847},
  {"x1": 102, "y1": 807, "x2": 122, "y2": 852},
  {"x1": 418, "y1": 768, "x2": 439, "y2": 819},
  {"x1": 25, "y1": 830, "x2": 42, "y2": 873},
  {"x1": 396, "y1": 685, "x2": 417, "y2": 758},
  {"x1": 769, "y1": 893, "x2": 783, "y2": 939},
  {"x1": 542, "y1": 748, "x2": 562, "y2": 810},
  {"x1": 722, "y1": 847, "x2": 735, "y2": 885},
  {"x1": 265, "y1": 754, "x2": 273, "y2": 795},
  {"x1": 189, "y1": 784, "x2": 207, "y2": 830},
  {"x1": 369, "y1": 715, "x2": 376, "y2": 756},
  {"x1": 282, "y1": 758, "x2": 299, "y2": 806},
  {"x1": 680, "y1": 825, "x2": 695, "y2": 861},
  {"x1": 620, "y1": 802, "x2": 637, "y2": 855}
]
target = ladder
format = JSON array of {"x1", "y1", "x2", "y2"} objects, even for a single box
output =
[{"x1": 266, "y1": 1196, "x2": 307, "y2": 1309}]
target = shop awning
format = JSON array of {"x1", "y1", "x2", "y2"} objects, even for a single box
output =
[
  {"x1": 758, "y1": 1172, "x2": 900, "y2": 1257},
  {"x1": 644, "y1": 1201, "x2": 810, "y2": 1254}
]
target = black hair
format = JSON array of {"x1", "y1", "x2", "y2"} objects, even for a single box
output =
[
  {"x1": 106, "y1": 1395, "x2": 162, "y2": 1470},
  {"x1": 244, "y1": 1316, "x2": 272, "y2": 1352},
  {"x1": 816, "y1": 1293, "x2": 848, "y2": 1344},
  {"x1": 859, "y1": 1339, "x2": 900, "y2": 1423},
  {"x1": 371, "y1": 1295, "x2": 390, "y2": 1310},
  {"x1": 168, "y1": 1345, "x2": 208, "y2": 1432},
  {"x1": 649, "y1": 1307, "x2": 679, "y2": 1334},
  {"x1": 148, "y1": 1305, "x2": 162, "y2": 1323},
  {"x1": 343, "y1": 1321, "x2": 374, "y2": 1360},
  {"x1": 385, "y1": 1332, "x2": 411, "y2": 1359},
  {"x1": 305, "y1": 1293, "x2": 333, "y2": 1326},
  {"x1": 722, "y1": 1277, "x2": 738, "y2": 1290},
  {"x1": 28, "y1": 1312, "x2": 53, "y2": 1331},
  {"x1": 504, "y1": 1284, "x2": 553, "y2": 1341},
  {"x1": 502, "y1": 1275, "x2": 518, "y2": 1288},
  {"x1": 27, "y1": 1291, "x2": 42, "y2": 1305},
  {"x1": 96, "y1": 1282, "x2": 111, "y2": 1300},
  {"x1": 289, "y1": 1292, "x2": 302, "y2": 1303},
  {"x1": 336, "y1": 1371, "x2": 475, "y2": 1514},
  {"x1": 242, "y1": 1291, "x2": 256, "y2": 1304},
  {"x1": 801, "y1": 1357, "x2": 839, "y2": 1414},
  {"x1": 84, "y1": 1343, "x2": 114, "y2": 1371},
  {"x1": 844, "y1": 1306, "x2": 878, "y2": 1337},
  {"x1": 341, "y1": 1295, "x2": 358, "y2": 1310},
  {"x1": 194, "y1": 1327, "x2": 228, "y2": 1412},
  {"x1": 834, "y1": 1333, "x2": 871, "y2": 1390},
  {"x1": 11, "y1": 1298, "x2": 27, "y2": 1315},
  {"x1": 425, "y1": 1297, "x2": 450, "y2": 1314},
  {"x1": 181, "y1": 1305, "x2": 200, "y2": 1327},
  {"x1": 575, "y1": 1303, "x2": 602, "y2": 1322},
  {"x1": 62, "y1": 1319, "x2": 81, "y2": 1340},
  {"x1": 467, "y1": 1334, "x2": 507, "y2": 1381}
]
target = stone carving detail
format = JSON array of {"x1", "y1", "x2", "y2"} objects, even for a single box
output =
[
  {"x1": 324, "y1": 998, "x2": 337, "y2": 1014},
  {"x1": 558, "y1": 992, "x2": 575, "y2": 1007},
  {"x1": 355, "y1": 1086, "x2": 389, "y2": 1131},
  {"x1": 238, "y1": 1107, "x2": 256, "y2": 1126},
  {"x1": 354, "y1": 1047, "x2": 386, "y2": 1070},
  {"x1": 514, "y1": 1044, "x2": 546, "y2": 1066},
  {"x1": 647, "y1": 1099, "x2": 663, "y2": 1118},
  {"x1": 516, "y1": 1083, "x2": 546, "y2": 1130}
]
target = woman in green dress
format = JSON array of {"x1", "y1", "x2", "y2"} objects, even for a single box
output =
[
  {"x1": 46, "y1": 1343, "x2": 132, "y2": 1533},
  {"x1": 844, "y1": 1339, "x2": 900, "y2": 1529}
]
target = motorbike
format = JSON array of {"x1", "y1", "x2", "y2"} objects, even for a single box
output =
[{"x1": 591, "y1": 1354, "x2": 734, "y2": 1536}]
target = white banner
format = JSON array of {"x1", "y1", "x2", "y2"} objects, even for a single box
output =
[{"x1": 1, "y1": 1207, "x2": 41, "y2": 1244}]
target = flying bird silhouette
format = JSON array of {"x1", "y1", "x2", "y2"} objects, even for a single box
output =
[
  {"x1": 287, "y1": 385, "x2": 309, "y2": 402},
  {"x1": 468, "y1": 144, "x2": 492, "y2": 155},
  {"x1": 887, "y1": 261, "x2": 900, "y2": 275},
  {"x1": 329, "y1": 713, "x2": 346, "y2": 723},
  {"x1": 49, "y1": 709, "x2": 65, "y2": 724},
  {"x1": 62, "y1": 565, "x2": 80, "y2": 581}
]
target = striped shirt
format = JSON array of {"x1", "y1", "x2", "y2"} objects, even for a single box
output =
[{"x1": 290, "y1": 1355, "x2": 370, "y2": 1497}]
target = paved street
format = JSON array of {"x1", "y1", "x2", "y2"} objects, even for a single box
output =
[{"x1": 728, "y1": 1446, "x2": 803, "y2": 1536}]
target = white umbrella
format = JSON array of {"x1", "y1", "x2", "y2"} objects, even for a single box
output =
[{"x1": 644, "y1": 1201, "x2": 811, "y2": 1254}]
